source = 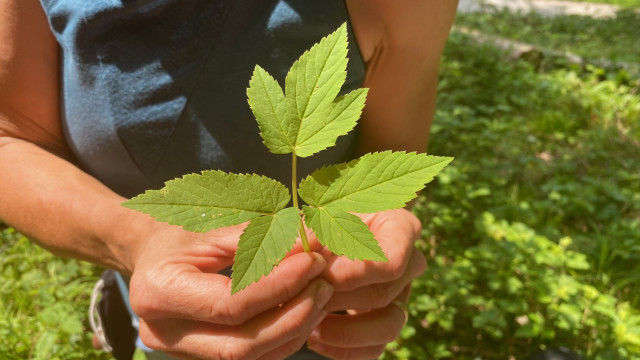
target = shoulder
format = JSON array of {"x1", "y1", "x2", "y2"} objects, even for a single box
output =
[{"x1": 346, "y1": 0, "x2": 459, "y2": 64}]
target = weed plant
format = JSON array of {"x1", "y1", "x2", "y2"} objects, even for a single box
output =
[{"x1": 383, "y1": 31, "x2": 640, "y2": 359}]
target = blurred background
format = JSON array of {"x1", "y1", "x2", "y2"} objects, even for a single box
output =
[{"x1": 2, "y1": 0, "x2": 639, "y2": 359}]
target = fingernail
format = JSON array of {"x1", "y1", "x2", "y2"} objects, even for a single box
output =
[
  {"x1": 307, "y1": 340, "x2": 326, "y2": 353},
  {"x1": 310, "y1": 253, "x2": 327, "y2": 272},
  {"x1": 308, "y1": 327, "x2": 321, "y2": 342},
  {"x1": 315, "y1": 282, "x2": 334, "y2": 307},
  {"x1": 311, "y1": 314, "x2": 325, "y2": 329}
]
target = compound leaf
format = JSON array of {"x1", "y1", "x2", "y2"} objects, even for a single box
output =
[
  {"x1": 299, "y1": 151, "x2": 453, "y2": 213},
  {"x1": 123, "y1": 171, "x2": 290, "y2": 232},
  {"x1": 124, "y1": 23, "x2": 455, "y2": 297},
  {"x1": 231, "y1": 207, "x2": 300, "y2": 294},
  {"x1": 303, "y1": 206, "x2": 386, "y2": 261},
  {"x1": 247, "y1": 65, "x2": 293, "y2": 154}
]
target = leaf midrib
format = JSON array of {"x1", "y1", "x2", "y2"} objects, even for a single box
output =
[
  {"x1": 297, "y1": 90, "x2": 363, "y2": 149},
  {"x1": 293, "y1": 30, "x2": 343, "y2": 147},
  {"x1": 315, "y1": 157, "x2": 448, "y2": 208},
  {"x1": 128, "y1": 201, "x2": 277, "y2": 216},
  {"x1": 234, "y1": 215, "x2": 276, "y2": 287},
  {"x1": 256, "y1": 70, "x2": 293, "y2": 148},
  {"x1": 318, "y1": 208, "x2": 384, "y2": 258}
]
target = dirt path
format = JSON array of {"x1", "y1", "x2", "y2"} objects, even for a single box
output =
[{"x1": 458, "y1": 0, "x2": 622, "y2": 18}]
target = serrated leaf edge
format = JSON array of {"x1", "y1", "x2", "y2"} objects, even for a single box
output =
[
  {"x1": 231, "y1": 208, "x2": 300, "y2": 294},
  {"x1": 122, "y1": 170, "x2": 291, "y2": 217},
  {"x1": 303, "y1": 206, "x2": 387, "y2": 262},
  {"x1": 288, "y1": 23, "x2": 348, "y2": 147},
  {"x1": 248, "y1": 66, "x2": 294, "y2": 153},
  {"x1": 295, "y1": 88, "x2": 368, "y2": 157},
  {"x1": 299, "y1": 151, "x2": 454, "y2": 209}
]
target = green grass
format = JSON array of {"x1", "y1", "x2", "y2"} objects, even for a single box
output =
[
  {"x1": 456, "y1": 6, "x2": 640, "y2": 64},
  {"x1": 0, "y1": 227, "x2": 111, "y2": 360}
]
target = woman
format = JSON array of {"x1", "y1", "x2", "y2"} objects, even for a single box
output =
[{"x1": 0, "y1": 0, "x2": 458, "y2": 359}]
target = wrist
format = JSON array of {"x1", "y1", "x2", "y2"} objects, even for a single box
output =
[{"x1": 91, "y1": 195, "x2": 157, "y2": 275}]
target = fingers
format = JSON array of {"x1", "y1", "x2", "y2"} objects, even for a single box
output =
[
  {"x1": 325, "y1": 249, "x2": 424, "y2": 312},
  {"x1": 307, "y1": 344, "x2": 387, "y2": 360},
  {"x1": 301, "y1": 209, "x2": 422, "y2": 359},
  {"x1": 91, "y1": 334, "x2": 102, "y2": 350},
  {"x1": 308, "y1": 303, "x2": 406, "y2": 348},
  {"x1": 306, "y1": 303, "x2": 407, "y2": 358},
  {"x1": 322, "y1": 209, "x2": 423, "y2": 291},
  {"x1": 138, "y1": 279, "x2": 334, "y2": 360},
  {"x1": 131, "y1": 251, "x2": 328, "y2": 326},
  {"x1": 258, "y1": 338, "x2": 313, "y2": 360}
]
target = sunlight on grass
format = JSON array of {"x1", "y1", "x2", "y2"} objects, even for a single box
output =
[
  {"x1": 0, "y1": 228, "x2": 111, "y2": 359},
  {"x1": 383, "y1": 30, "x2": 640, "y2": 359},
  {"x1": 456, "y1": 6, "x2": 640, "y2": 64}
]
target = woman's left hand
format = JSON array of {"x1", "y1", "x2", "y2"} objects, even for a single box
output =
[{"x1": 305, "y1": 209, "x2": 427, "y2": 359}]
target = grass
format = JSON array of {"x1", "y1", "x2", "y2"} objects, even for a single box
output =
[
  {"x1": 0, "y1": 227, "x2": 110, "y2": 360},
  {"x1": 456, "y1": 6, "x2": 640, "y2": 65}
]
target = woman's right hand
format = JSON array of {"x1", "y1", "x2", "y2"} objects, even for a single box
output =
[{"x1": 129, "y1": 221, "x2": 334, "y2": 360}]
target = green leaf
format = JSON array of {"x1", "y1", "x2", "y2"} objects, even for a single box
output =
[
  {"x1": 133, "y1": 349, "x2": 149, "y2": 360},
  {"x1": 303, "y1": 206, "x2": 387, "y2": 261},
  {"x1": 299, "y1": 151, "x2": 454, "y2": 212},
  {"x1": 123, "y1": 171, "x2": 290, "y2": 232},
  {"x1": 60, "y1": 314, "x2": 83, "y2": 335},
  {"x1": 247, "y1": 65, "x2": 293, "y2": 154},
  {"x1": 247, "y1": 23, "x2": 366, "y2": 158},
  {"x1": 232, "y1": 207, "x2": 301, "y2": 293},
  {"x1": 284, "y1": 23, "x2": 348, "y2": 143},
  {"x1": 33, "y1": 331, "x2": 57, "y2": 360},
  {"x1": 295, "y1": 88, "x2": 368, "y2": 157}
]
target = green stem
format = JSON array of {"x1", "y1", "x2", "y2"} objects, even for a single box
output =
[
  {"x1": 292, "y1": 151, "x2": 310, "y2": 252},
  {"x1": 299, "y1": 217, "x2": 310, "y2": 252}
]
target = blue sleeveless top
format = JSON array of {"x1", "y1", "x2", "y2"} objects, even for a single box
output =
[{"x1": 39, "y1": 0, "x2": 365, "y2": 197}]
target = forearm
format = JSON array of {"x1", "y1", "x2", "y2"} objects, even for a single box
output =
[
  {"x1": 0, "y1": 0, "x2": 140, "y2": 271},
  {"x1": 0, "y1": 137, "x2": 150, "y2": 274},
  {"x1": 348, "y1": 0, "x2": 458, "y2": 156},
  {"x1": 356, "y1": 58, "x2": 438, "y2": 155}
]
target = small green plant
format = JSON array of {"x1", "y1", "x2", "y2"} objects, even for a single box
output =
[
  {"x1": 122, "y1": 24, "x2": 453, "y2": 294},
  {"x1": 0, "y1": 227, "x2": 108, "y2": 360}
]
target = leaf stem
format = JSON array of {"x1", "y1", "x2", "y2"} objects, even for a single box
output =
[{"x1": 292, "y1": 150, "x2": 311, "y2": 252}]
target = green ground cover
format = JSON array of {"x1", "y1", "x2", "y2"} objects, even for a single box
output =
[
  {"x1": 456, "y1": 6, "x2": 640, "y2": 65},
  {"x1": 570, "y1": 0, "x2": 640, "y2": 7},
  {"x1": 0, "y1": 227, "x2": 109, "y2": 360},
  {"x1": 384, "y1": 29, "x2": 640, "y2": 359},
  {"x1": 2, "y1": 5, "x2": 639, "y2": 360}
]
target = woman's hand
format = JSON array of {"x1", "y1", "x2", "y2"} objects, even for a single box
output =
[
  {"x1": 305, "y1": 209, "x2": 427, "y2": 359},
  {"x1": 129, "y1": 222, "x2": 334, "y2": 360}
]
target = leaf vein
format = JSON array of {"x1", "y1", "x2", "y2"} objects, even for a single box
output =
[
  {"x1": 294, "y1": 30, "x2": 343, "y2": 145},
  {"x1": 257, "y1": 70, "x2": 293, "y2": 148},
  {"x1": 320, "y1": 158, "x2": 449, "y2": 208}
]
